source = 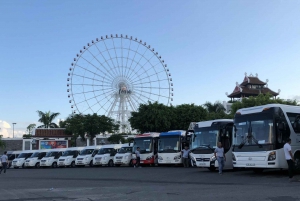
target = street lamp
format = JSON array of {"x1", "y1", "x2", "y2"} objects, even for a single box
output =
[{"x1": 12, "y1": 123, "x2": 16, "y2": 138}]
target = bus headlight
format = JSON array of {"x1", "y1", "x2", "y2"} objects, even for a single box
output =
[
  {"x1": 210, "y1": 155, "x2": 216, "y2": 162},
  {"x1": 268, "y1": 151, "x2": 276, "y2": 161},
  {"x1": 146, "y1": 156, "x2": 153, "y2": 160},
  {"x1": 158, "y1": 156, "x2": 163, "y2": 160},
  {"x1": 174, "y1": 155, "x2": 181, "y2": 160},
  {"x1": 232, "y1": 153, "x2": 236, "y2": 161},
  {"x1": 124, "y1": 156, "x2": 129, "y2": 160}
]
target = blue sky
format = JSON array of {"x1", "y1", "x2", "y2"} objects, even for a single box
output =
[{"x1": 1, "y1": 0, "x2": 300, "y2": 138}]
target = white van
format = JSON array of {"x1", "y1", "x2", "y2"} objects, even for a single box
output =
[
  {"x1": 93, "y1": 144, "x2": 122, "y2": 167},
  {"x1": 0, "y1": 151, "x2": 22, "y2": 168},
  {"x1": 24, "y1": 150, "x2": 51, "y2": 168},
  {"x1": 114, "y1": 143, "x2": 133, "y2": 167},
  {"x1": 58, "y1": 147, "x2": 84, "y2": 168},
  {"x1": 75, "y1": 146, "x2": 102, "y2": 167},
  {"x1": 12, "y1": 151, "x2": 35, "y2": 168},
  {"x1": 40, "y1": 148, "x2": 66, "y2": 168}
]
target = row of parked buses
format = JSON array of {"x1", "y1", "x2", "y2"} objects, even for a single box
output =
[{"x1": 2, "y1": 104, "x2": 300, "y2": 173}]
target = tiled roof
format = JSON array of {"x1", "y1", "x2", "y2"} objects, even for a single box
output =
[
  {"x1": 240, "y1": 76, "x2": 266, "y2": 86},
  {"x1": 227, "y1": 86, "x2": 279, "y2": 98},
  {"x1": 34, "y1": 129, "x2": 70, "y2": 137}
]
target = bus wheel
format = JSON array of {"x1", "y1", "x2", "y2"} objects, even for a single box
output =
[
  {"x1": 253, "y1": 168, "x2": 264, "y2": 173},
  {"x1": 52, "y1": 162, "x2": 57, "y2": 168},
  {"x1": 35, "y1": 163, "x2": 40, "y2": 168},
  {"x1": 108, "y1": 160, "x2": 114, "y2": 167},
  {"x1": 129, "y1": 160, "x2": 134, "y2": 167},
  {"x1": 89, "y1": 161, "x2": 93, "y2": 167},
  {"x1": 208, "y1": 167, "x2": 215, "y2": 172},
  {"x1": 22, "y1": 164, "x2": 25, "y2": 169},
  {"x1": 70, "y1": 161, "x2": 75, "y2": 168}
]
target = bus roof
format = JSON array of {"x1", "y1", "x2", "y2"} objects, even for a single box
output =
[
  {"x1": 195, "y1": 119, "x2": 233, "y2": 128},
  {"x1": 160, "y1": 131, "x2": 186, "y2": 137},
  {"x1": 135, "y1": 132, "x2": 160, "y2": 138},
  {"x1": 236, "y1": 104, "x2": 300, "y2": 115}
]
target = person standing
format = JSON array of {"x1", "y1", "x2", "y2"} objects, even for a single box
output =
[
  {"x1": 214, "y1": 142, "x2": 226, "y2": 175},
  {"x1": 0, "y1": 151, "x2": 8, "y2": 174},
  {"x1": 181, "y1": 146, "x2": 190, "y2": 168},
  {"x1": 284, "y1": 138, "x2": 295, "y2": 181},
  {"x1": 134, "y1": 147, "x2": 141, "y2": 168}
]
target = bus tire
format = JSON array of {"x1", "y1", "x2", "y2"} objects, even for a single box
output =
[
  {"x1": 52, "y1": 162, "x2": 57, "y2": 168},
  {"x1": 35, "y1": 162, "x2": 40, "y2": 168},
  {"x1": 108, "y1": 160, "x2": 114, "y2": 167},
  {"x1": 70, "y1": 161, "x2": 75, "y2": 168},
  {"x1": 89, "y1": 161, "x2": 93, "y2": 167},
  {"x1": 129, "y1": 160, "x2": 134, "y2": 167}
]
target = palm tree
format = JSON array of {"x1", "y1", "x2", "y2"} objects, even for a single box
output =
[
  {"x1": 37, "y1": 110, "x2": 60, "y2": 128},
  {"x1": 203, "y1": 101, "x2": 226, "y2": 113}
]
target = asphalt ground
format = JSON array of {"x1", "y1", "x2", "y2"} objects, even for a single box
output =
[{"x1": 0, "y1": 166, "x2": 300, "y2": 201}]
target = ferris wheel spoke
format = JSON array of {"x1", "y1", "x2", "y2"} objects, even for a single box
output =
[
  {"x1": 72, "y1": 73, "x2": 111, "y2": 85},
  {"x1": 111, "y1": 38, "x2": 122, "y2": 77},
  {"x1": 124, "y1": 43, "x2": 141, "y2": 81},
  {"x1": 124, "y1": 39, "x2": 132, "y2": 79},
  {"x1": 79, "y1": 90, "x2": 115, "y2": 113},
  {"x1": 127, "y1": 52, "x2": 156, "y2": 83},
  {"x1": 134, "y1": 88, "x2": 169, "y2": 99},
  {"x1": 77, "y1": 55, "x2": 114, "y2": 82},
  {"x1": 132, "y1": 63, "x2": 167, "y2": 83},
  {"x1": 72, "y1": 87, "x2": 113, "y2": 96},
  {"x1": 133, "y1": 86, "x2": 170, "y2": 90},
  {"x1": 127, "y1": 96, "x2": 138, "y2": 111},
  {"x1": 85, "y1": 49, "x2": 115, "y2": 81},
  {"x1": 93, "y1": 43, "x2": 118, "y2": 79},
  {"x1": 131, "y1": 93, "x2": 150, "y2": 106},
  {"x1": 132, "y1": 90, "x2": 156, "y2": 102},
  {"x1": 126, "y1": 47, "x2": 149, "y2": 81},
  {"x1": 129, "y1": 61, "x2": 162, "y2": 84},
  {"x1": 131, "y1": 70, "x2": 167, "y2": 85},
  {"x1": 131, "y1": 78, "x2": 169, "y2": 87},
  {"x1": 102, "y1": 40, "x2": 119, "y2": 76},
  {"x1": 74, "y1": 64, "x2": 112, "y2": 83}
]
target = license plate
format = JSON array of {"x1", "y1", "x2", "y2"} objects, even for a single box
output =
[
  {"x1": 116, "y1": 160, "x2": 121, "y2": 162},
  {"x1": 198, "y1": 163, "x2": 206, "y2": 166},
  {"x1": 59, "y1": 162, "x2": 64, "y2": 165},
  {"x1": 25, "y1": 163, "x2": 29, "y2": 166},
  {"x1": 246, "y1": 163, "x2": 255, "y2": 166}
]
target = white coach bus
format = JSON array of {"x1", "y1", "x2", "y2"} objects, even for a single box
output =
[
  {"x1": 232, "y1": 104, "x2": 300, "y2": 173},
  {"x1": 189, "y1": 119, "x2": 233, "y2": 171}
]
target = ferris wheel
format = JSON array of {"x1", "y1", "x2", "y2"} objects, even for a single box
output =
[{"x1": 67, "y1": 34, "x2": 173, "y2": 132}]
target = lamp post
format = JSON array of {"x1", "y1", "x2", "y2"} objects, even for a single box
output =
[{"x1": 12, "y1": 123, "x2": 16, "y2": 138}]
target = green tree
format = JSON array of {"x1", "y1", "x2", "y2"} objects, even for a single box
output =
[
  {"x1": 129, "y1": 101, "x2": 175, "y2": 133},
  {"x1": 171, "y1": 104, "x2": 208, "y2": 130},
  {"x1": 203, "y1": 101, "x2": 226, "y2": 113},
  {"x1": 107, "y1": 134, "x2": 125, "y2": 144},
  {"x1": 0, "y1": 135, "x2": 5, "y2": 149},
  {"x1": 230, "y1": 93, "x2": 299, "y2": 115},
  {"x1": 26, "y1": 123, "x2": 36, "y2": 135},
  {"x1": 36, "y1": 110, "x2": 60, "y2": 128}
]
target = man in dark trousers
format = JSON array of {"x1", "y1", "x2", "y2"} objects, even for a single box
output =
[
  {"x1": 284, "y1": 138, "x2": 295, "y2": 181},
  {"x1": 0, "y1": 151, "x2": 8, "y2": 174},
  {"x1": 134, "y1": 147, "x2": 141, "y2": 168}
]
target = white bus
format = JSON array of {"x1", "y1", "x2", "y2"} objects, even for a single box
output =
[
  {"x1": 114, "y1": 143, "x2": 133, "y2": 167},
  {"x1": 93, "y1": 144, "x2": 122, "y2": 167},
  {"x1": 40, "y1": 148, "x2": 66, "y2": 168},
  {"x1": 75, "y1": 146, "x2": 102, "y2": 167},
  {"x1": 24, "y1": 150, "x2": 51, "y2": 168},
  {"x1": 12, "y1": 150, "x2": 35, "y2": 169},
  {"x1": 58, "y1": 147, "x2": 84, "y2": 168},
  {"x1": 232, "y1": 104, "x2": 300, "y2": 173},
  {"x1": 157, "y1": 130, "x2": 189, "y2": 165},
  {"x1": 189, "y1": 119, "x2": 233, "y2": 171}
]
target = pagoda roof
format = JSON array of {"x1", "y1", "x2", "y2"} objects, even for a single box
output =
[
  {"x1": 227, "y1": 86, "x2": 279, "y2": 98},
  {"x1": 240, "y1": 75, "x2": 266, "y2": 86}
]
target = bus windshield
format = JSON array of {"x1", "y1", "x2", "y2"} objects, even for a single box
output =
[
  {"x1": 133, "y1": 138, "x2": 153, "y2": 154},
  {"x1": 233, "y1": 112, "x2": 274, "y2": 147},
  {"x1": 192, "y1": 128, "x2": 218, "y2": 149},
  {"x1": 62, "y1": 150, "x2": 77, "y2": 156},
  {"x1": 45, "y1": 152, "x2": 59, "y2": 157},
  {"x1": 17, "y1": 153, "x2": 32, "y2": 158},
  {"x1": 118, "y1": 147, "x2": 132, "y2": 154},
  {"x1": 30, "y1": 152, "x2": 40, "y2": 158},
  {"x1": 79, "y1": 149, "x2": 94, "y2": 155},
  {"x1": 158, "y1": 136, "x2": 181, "y2": 153}
]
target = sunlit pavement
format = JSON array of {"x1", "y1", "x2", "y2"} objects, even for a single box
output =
[{"x1": 0, "y1": 166, "x2": 300, "y2": 201}]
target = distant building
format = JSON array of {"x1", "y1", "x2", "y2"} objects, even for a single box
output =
[
  {"x1": 226, "y1": 73, "x2": 280, "y2": 101},
  {"x1": 224, "y1": 73, "x2": 281, "y2": 114}
]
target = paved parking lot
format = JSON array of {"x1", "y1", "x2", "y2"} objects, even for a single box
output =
[{"x1": 0, "y1": 166, "x2": 300, "y2": 201}]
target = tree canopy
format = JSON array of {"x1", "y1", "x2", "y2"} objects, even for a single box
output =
[
  {"x1": 230, "y1": 93, "x2": 299, "y2": 115},
  {"x1": 107, "y1": 134, "x2": 125, "y2": 144},
  {"x1": 36, "y1": 111, "x2": 60, "y2": 128}
]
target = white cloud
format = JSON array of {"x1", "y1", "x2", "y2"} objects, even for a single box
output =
[{"x1": 0, "y1": 120, "x2": 24, "y2": 138}]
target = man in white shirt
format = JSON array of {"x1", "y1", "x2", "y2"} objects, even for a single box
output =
[
  {"x1": 181, "y1": 146, "x2": 190, "y2": 168},
  {"x1": 134, "y1": 147, "x2": 141, "y2": 168},
  {"x1": 214, "y1": 142, "x2": 226, "y2": 175},
  {"x1": 284, "y1": 138, "x2": 294, "y2": 181},
  {"x1": 0, "y1": 151, "x2": 8, "y2": 174}
]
